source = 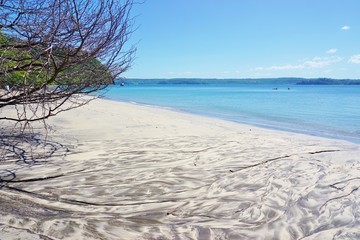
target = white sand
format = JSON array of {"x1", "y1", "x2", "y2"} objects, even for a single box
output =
[{"x1": 1, "y1": 98, "x2": 360, "y2": 239}]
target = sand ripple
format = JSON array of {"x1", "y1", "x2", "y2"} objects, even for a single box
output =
[{"x1": 1, "y1": 132, "x2": 360, "y2": 240}]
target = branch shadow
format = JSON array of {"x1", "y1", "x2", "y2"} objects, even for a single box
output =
[{"x1": 0, "y1": 127, "x2": 70, "y2": 188}]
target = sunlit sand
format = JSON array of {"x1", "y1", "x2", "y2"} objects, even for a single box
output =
[{"x1": 1, "y1": 98, "x2": 359, "y2": 239}]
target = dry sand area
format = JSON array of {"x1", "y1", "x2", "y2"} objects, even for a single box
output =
[{"x1": 1, "y1": 98, "x2": 360, "y2": 239}]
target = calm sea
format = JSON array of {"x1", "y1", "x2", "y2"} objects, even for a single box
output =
[{"x1": 104, "y1": 84, "x2": 360, "y2": 143}]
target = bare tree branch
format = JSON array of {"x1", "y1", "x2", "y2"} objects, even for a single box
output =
[{"x1": 0, "y1": 0, "x2": 136, "y2": 123}]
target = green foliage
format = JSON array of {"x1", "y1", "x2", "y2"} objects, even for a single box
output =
[
  {"x1": 0, "y1": 32, "x2": 37, "y2": 88},
  {"x1": 0, "y1": 32, "x2": 9, "y2": 44},
  {"x1": 0, "y1": 32, "x2": 113, "y2": 90}
]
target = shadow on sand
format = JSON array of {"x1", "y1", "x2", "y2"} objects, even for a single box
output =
[{"x1": 0, "y1": 127, "x2": 70, "y2": 188}]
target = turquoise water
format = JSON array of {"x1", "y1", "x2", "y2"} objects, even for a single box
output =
[{"x1": 104, "y1": 84, "x2": 360, "y2": 143}]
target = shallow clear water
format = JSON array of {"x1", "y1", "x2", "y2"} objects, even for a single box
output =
[{"x1": 104, "y1": 84, "x2": 360, "y2": 143}]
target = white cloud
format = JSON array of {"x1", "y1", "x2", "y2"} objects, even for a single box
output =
[
  {"x1": 349, "y1": 55, "x2": 360, "y2": 64},
  {"x1": 326, "y1": 48, "x2": 337, "y2": 54},
  {"x1": 254, "y1": 56, "x2": 342, "y2": 71},
  {"x1": 255, "y1": 64, "x2": 302, "y2": 71},
  {"x1": 303, "y1": 56, "x2": 342, "y2": 68},
  {"x1": 341, "y1": 26, "x2": 350, "y2": 30}
]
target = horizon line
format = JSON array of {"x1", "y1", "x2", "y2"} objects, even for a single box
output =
[{"x1": 120, "y1": 77, "x2": 360, "y2": 80}]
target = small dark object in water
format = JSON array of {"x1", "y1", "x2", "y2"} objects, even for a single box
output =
[
  {"x1": 272, "y1": 88, "x2": 278, "y2": 90},
  {"x1": 120, "y1": 82, "x2": 125, "y2": 86}
]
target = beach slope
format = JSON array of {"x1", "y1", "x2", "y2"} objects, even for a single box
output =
[{"x1": 1, "y1": 98, "x2": 360, "y2": 239}]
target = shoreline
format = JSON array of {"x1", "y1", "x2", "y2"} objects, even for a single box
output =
[
  {"x1": 102, "y1": 96, "x2": 360, "y2": 146},
  {"x1": 1, "y1": 97, "x2": 360, "y2": 239}
]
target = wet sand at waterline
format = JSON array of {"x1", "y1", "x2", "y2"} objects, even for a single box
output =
[{"x1": 1, "y1": 98, "x2": 360, "y2": 239}]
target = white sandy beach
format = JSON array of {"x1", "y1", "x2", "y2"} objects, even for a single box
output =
[{"x1": 1, "y1": 98, "x2": 360, "y2": 239}]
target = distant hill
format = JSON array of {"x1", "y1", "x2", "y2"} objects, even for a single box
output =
[
  {"x1": 115, "y1": 78, "x2": 360, "y2": 86},
  {"x1": 296, "y1": 78, "x2": 360, "y2": 85}
]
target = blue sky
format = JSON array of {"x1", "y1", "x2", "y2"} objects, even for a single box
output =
[{"x1": 125, "y1": 0, "x2": 360, "y2": 79}]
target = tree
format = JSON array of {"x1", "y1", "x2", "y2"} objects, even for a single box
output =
[{"x1": 0, "y1": 0, "x2": 135, "y2": 124}]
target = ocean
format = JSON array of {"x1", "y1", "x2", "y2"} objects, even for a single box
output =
[{"x1": 104, "y1": 84, "x2": 360, "y2": 143}]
